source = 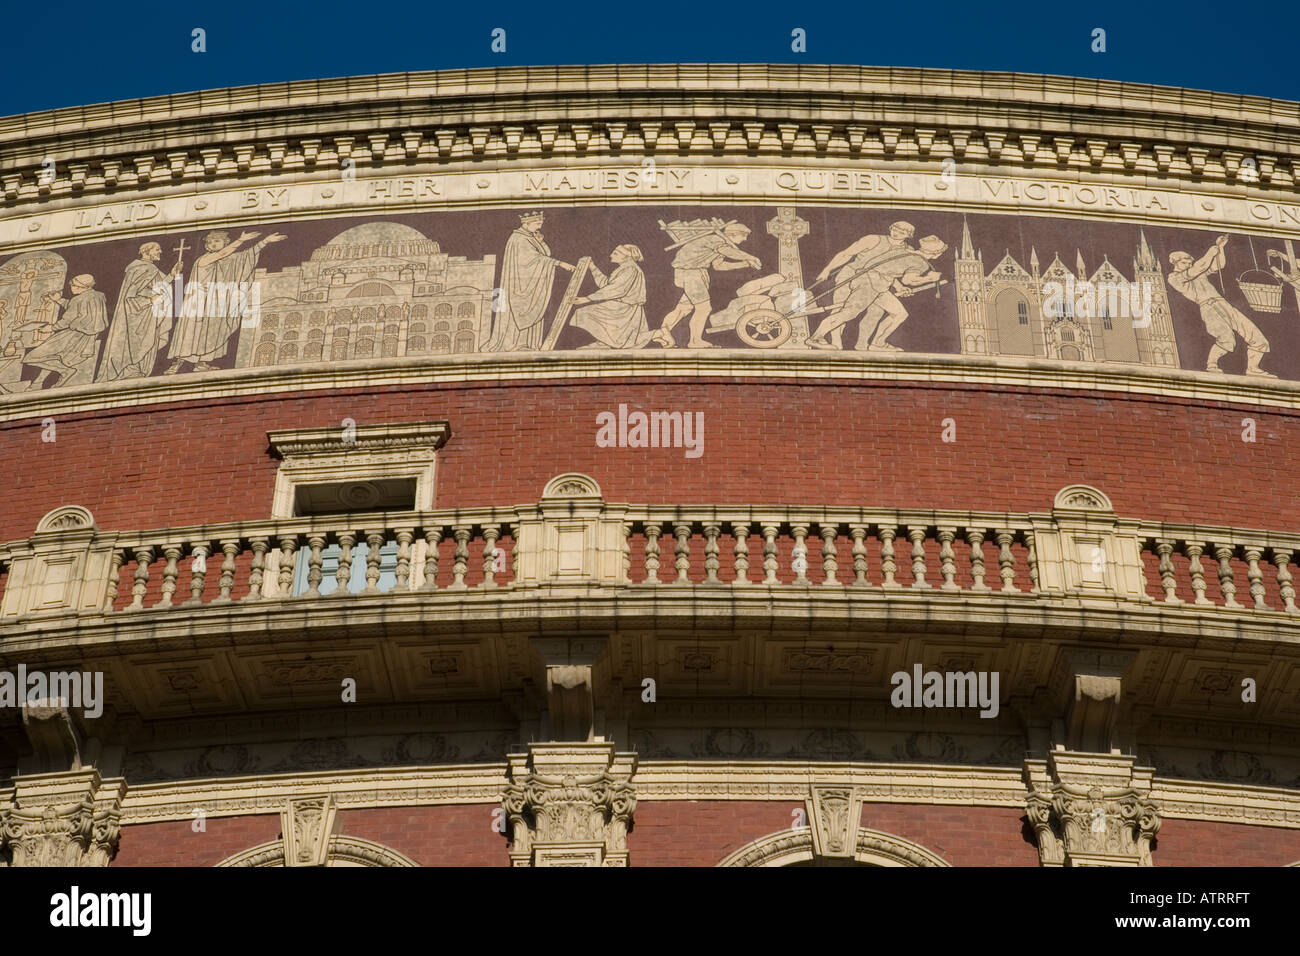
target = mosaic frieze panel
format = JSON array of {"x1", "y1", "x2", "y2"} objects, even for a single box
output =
[{"x1": 3, "y1": 205, "x2": 1300, "y2": 392}]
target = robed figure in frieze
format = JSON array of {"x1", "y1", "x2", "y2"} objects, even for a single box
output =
[
  {"x1": 21, "y1": 274, "x2": 108, "y2": 388},
  {"x1": 166, "y1": 230, "x2": 285, "y2": 374},
  {"x1": 569, "y1": 245, "x2": 651, "y2": 349},
  {"x1": 487, "y1": 211, "x2": 576, "y2": 351},
  {"x1": 96, "y1": 242, "x2": 182, "y2": 383}
]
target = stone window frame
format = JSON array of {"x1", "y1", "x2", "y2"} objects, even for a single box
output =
[{"x1": 265, "y1": 421, "x2": 450, "y2": 519}]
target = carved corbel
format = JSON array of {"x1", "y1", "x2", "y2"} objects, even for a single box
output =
[{"x1": 532, "y1": 635, "x2": 610, "y2": 742}]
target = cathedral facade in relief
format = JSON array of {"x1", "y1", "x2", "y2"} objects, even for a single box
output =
[{"x1": 237, "y1": 222, "x2": 495, "y2": 367}]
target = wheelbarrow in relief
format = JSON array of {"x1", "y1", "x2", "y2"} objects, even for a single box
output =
[{"x1": 704, "y1": 273, "x2": 825, "y2": 348}]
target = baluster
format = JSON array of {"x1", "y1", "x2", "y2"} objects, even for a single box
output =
[
  {"x1": 1214, "y1": 544, "x2": 1240, "y2": 608},
  {"x1": 619, "y1": 522, "x2": 632, "y2": 584},
  {"x1": 879, "y1": 526, "x2": 899, "y2": 588},
  {"x1": 509, "y1": 526, "x2": 520, "y2": 583},
  {"x1": 450, "y1": 526, "x2": 471, "y2": 590},
  {"x1": 908, "y1": 528, "x2": 929, "y2": 589},
  {"x1": 1274, "y1": 548, "x2": 1297, "y2": 613},
  {"x1": 246, "y1": 538, "x2": 269, "y2": 601},
  {"x1": 703, "y1": 522, "x2": 722, "y2": 584},
  {"x1": 393, "y1": 528, "x2": 414, "y2": 592},
  {"x1": 103, "y1": 549, "x2": 125, "y2": 611},
  {"x1": 157, "y1": 545, "x2": 181, "y2": 607},
  {"x1": 966, "y1": 529, "x2": 988, "y2": 591},
  {"x1": 364, "y1": 530, "x2": 385, "y2": 593},
  {"x1": 820, "y1": 524, "x2": 840, "y2": 586},
  {"x1": 422, "y1": 527, "x2": 442, "y2": 591},
  {"x1": 643, "y1": 522, "x2": 662, "y2": 585},
  {"x1": 304, "y1": 535, "x2": 325, "y2": 598},
  {"x1": 334, "y1": 532, "x2": 355, "y2": 596},
  {"x1": 1185, "y1": 542, "x2": 1210, "y2": 605},
  {"x1": 1026, "y1": 533, "x2": 1039, "y2": 593},
  {"x1": 127, "y1": 547, "x2": 153, "y2": 611},
  {"x1": 387, "y1": 528, "x2": 413, "y2": 595},
  {"x1": 730, "y1": 518, "x2": 751, "y2": 586},
  {"x1": 1155, "y1": 539, "x2": 1180, "y2": 603},
  {"x1": 791, "y1": 524, "x2": 810, "y2": 585},
  {"x1": 185, "y1": 544, "x2": 208, "y2": 606},
  {"x1": 213, "y1": 540, "x2": 238, "y2": 604},
  {"x1": 479, "y1": 525, "x2": 499, "y2": 590},
  {"x1": 1245, "y1": 547, "x2": 1266, "y2": 610},
  {"x1": 762, "y1": 523, "x2": 780, "y2": 585},
  {"x1": 278, "y1": 535, "x2": 298, "y2": 598},
  {"x1": 937, "y1": 527, "x2": 957, "y2": 590},
  {"x1": 996, "y1": 529, "x2": 1019, "y2": 592},
  {"x1": 673, "y1": 523, "x2": 692, "y2": 584},
  {"x1": 847, "y1": 525, "x2": 868, "y2": 587}
]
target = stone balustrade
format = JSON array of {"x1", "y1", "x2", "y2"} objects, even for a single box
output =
[
  {"x1": 1, "y1": 481, "x2": 1299, "y2": 623},
  {"x1": 1141, "y1": 527, "x2": 1300, "y2": 612}
]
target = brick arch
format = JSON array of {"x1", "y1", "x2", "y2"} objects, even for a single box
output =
[
  {"x1": 717, "y1": 826, "x2": 950, "y2": 867},
  {"x1": 218, "y1": 835, "x2": 417, "y2": 868}
]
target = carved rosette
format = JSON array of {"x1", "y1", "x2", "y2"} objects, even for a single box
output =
[{"x1": 502, "y1": 744, "x2": 637, "y2": 867}]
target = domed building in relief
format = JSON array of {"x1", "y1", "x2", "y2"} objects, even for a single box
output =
[{"x1": 1, "y1": 65, "x2": 1300, "y2": 867}]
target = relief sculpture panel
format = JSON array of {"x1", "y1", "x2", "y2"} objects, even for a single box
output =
[{"x1": 3, "y1": 204, "x2": 1300, "y2": 393}]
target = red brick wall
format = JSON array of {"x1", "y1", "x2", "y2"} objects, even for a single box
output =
[
  {"x1": 111, "y1": 804, "x2": 507, "y2": 866},
  {"x1": 859, "y1": 803, "x2": 1039, "y2": 866},
  {"x1": 628, "y1": 800, "x2": 1037, "y2": 866},
  {"x1": 111, "y1": 814, "x2": 281, "y2": 867},
  {"x1": 1151, "y1": 818, "x2": 1300, "y2": 867},
  {"x1": 336, "y1": 805, "x2": 508, "y2": 866},
  {"x1": 630, "y1": 800, "x2": 800, "y2": 865},
  {"x1": 107, "y1": 803, "x2": 1300, "y2": 866},
  {"x1": 1, "y1": 379, "x2": 1292, "y2": 544}
]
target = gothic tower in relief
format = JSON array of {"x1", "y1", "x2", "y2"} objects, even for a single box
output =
[{"x1": 955, "y1": 216, "x2": 1180, "y2": 368}]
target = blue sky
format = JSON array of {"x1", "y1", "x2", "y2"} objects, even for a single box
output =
[{"x1": 1, "y1": 0, "x2": 1295, "y2": 116}]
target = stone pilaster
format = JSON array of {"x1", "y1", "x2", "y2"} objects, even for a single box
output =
[
  {"x1": 0, "y1": 768, "x2": 125, "y2": 867},
  {"x1": 1024, "y1": 751, "x2": 1160, "y2": 867},
  {"x1": 502, "y1": 742, "x2": 637, "y2": 867}
]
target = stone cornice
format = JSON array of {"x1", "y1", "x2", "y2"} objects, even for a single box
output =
[
  {"x1": 108, "y1": 760, "x2": 1300, "y2": 831},
  {"x1": 267, "y1": 421, "x2": 450, "y2": 459},
  {"x1": 1, "y1": 582, "x2": 1296, "y2": 659},
  {"x1": 2, "y1": 351, "x2": 1300, "y2": 426},
  {"x1": 2, "y1": 64, "x2": 1299, "y2": 208}
]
